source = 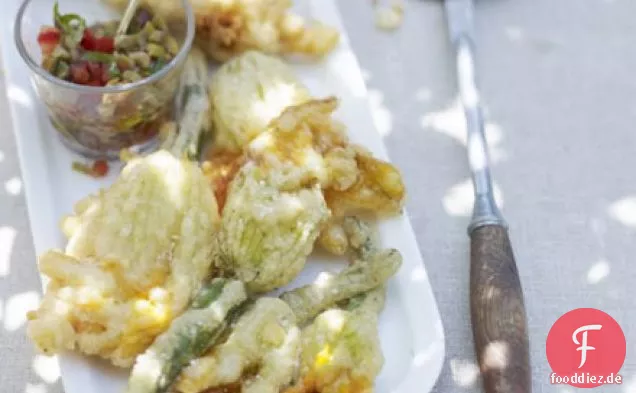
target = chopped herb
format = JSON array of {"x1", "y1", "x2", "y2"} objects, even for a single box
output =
[
  {"x1": 107, "y1": 62, "x2": 121, "y2": 78},
  {"x1": 82, "y1": 51, "x2": 115, "y2": 63},
  {"x1": 53, "y1": 2, "x2": 86, "y2": 43},
  {"x1": 54, "y1": 61, "x2": 70, "y2": 79},
  {"x1": 149, "y1": 59, "x2": 166, "y2": 74}
]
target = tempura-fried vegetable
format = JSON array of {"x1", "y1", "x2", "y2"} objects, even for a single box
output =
[
  {"x1": 244, "y1": 97, "x2": 406, "y2": 256},
  {"x1": 161, "y1": 47, "x2": 211, "y2": 160},
  {"x1": 127, "y1": 279, "x2": 247, "y2": 393},
  {"x1": 285, "y1": 218, "x2": 388, "y2": 393},
  {"x1": 285, "y1": 288, "x2": 386, "y2": 393},
  {"x1": 176, "y1": 298, "x2": 300, "y2": 393},
  {"x1": 204, "y1": 51, "x2": 407, "y2": 255},
  {"x1": 209, "y1": 51, "x2": 311, "y2": 153},
  {"x1": 280, "y1": 247, "x2": 400, "y2": 325},
  {"x1": 27, "y1": 150, "x2": 220, "y2": 367},
  {"x1": 216, "y1": 163, "x2": 329, "y2": 293},
  {"x1": 103, "y1": 0, "x2": 340, "y2": 62},
  {"x1": 28, "y1": 53, "x2": 217, "y2": 368},
  {"x1": 245, "y1": 97, "x2": 352, "y2": 190},
  {"x1": 148, "y1": 217, "x2": 399, "y2": 393},
  {"x1": 319, "y1": 150, "x2": 406, "y2": 255}
]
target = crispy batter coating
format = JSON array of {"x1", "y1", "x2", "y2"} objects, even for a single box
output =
[
  {"x1": 205, "y1": 89, "x2": 406, "y2": 256},
  {"x1": 27, "y1": 151, "x2": 220, "y2": 367},
  {"x1": 318, "y1": 146, "x2": 406, "y2": 255},
  {"x1": 103, "y1": 0, "x2": 339, "y2": 62},
  {"x1": 215, "y1": 163, "x2": 329, "y2": 293},
  {"x1": 210, "y1": 51, "x2": 311, "y2": 153},
  {"x1": 285, "y1": 288, "x2": 386, "y2": 393},
  {"x1": 176, "y1": 298, "x2": 300, "y2": 393}
]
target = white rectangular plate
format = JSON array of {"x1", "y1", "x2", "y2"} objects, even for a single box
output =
[{"x1": 1, "y1": 1, "x2": 445, "y2": 392}]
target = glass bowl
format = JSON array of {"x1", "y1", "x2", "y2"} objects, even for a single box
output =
[{"x1": 14, "y1": 0, "x2": 195, "y2": 159}]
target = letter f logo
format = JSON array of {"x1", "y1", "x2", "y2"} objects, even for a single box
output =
[{"x1": 572, "y1": 324, "x2": 603, "y2": 368}]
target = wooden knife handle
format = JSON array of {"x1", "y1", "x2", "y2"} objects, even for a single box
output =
[{"x1": 470, "y1": 224, "x2": 531, "y2": 393}]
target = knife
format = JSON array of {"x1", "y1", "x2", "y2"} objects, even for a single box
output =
[{"x1": 442, "y1": 1, "x2": 532, "y2": 392}]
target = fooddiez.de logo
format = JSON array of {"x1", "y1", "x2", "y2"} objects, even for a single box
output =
[{"x1": 546, "y1": 308, "x2": 626, "y2": 388}]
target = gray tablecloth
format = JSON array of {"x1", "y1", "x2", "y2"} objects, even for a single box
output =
[{"x1": 2, "y1": 1, "x2": 635, "y2": 392}]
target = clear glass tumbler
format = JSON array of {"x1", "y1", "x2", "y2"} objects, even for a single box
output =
[{"x1": 14, "y1": 0, "x2": 195, "y2": 159}]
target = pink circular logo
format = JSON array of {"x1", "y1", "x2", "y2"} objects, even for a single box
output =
[{"x1": 546, "y1": 308, "x2": 626, "y2": 388}]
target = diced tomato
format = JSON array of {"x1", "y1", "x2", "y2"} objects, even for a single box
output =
[
  {"x1": 70, "y1": 62, "x2": 90, "y2": 84},
  {"x1": 100, "y1": 66, "x2": 111, "y2": 85},
  {"x1": 80, "y1": 29, "x2": 96, "y2": 51},
  {"x1": 37, "y1": 26, "x2": 61, "y2": 55},
  {"x1": 87, "y1": 61, "x2": 102, "y2": 79},
  {"x1": 94, "y1": 36, "x2": 115, "y2": 53},
  {"x1": 92, "y1": 160, "x2": 109, "y2": 177}
]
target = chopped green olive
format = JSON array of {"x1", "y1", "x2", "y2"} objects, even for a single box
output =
[
  {"x1": 52, "y1": 45, "x2": 71, "y2": 61},
  {"x1": 165, "y1": 36, "x2": 179, "y2": 56},
  {"x1": 151, "y1": 15, "x2": 167, "y2": 30},
  {"x1": 114, "y1": 34, "x2": 139, "y2": 51},
  {"x1": 129, "y1": 51, "x2": 151, "y2": 68},
  {"x1": 148, "y1": 30, "x2": 165, "y2": 43},
  {"x1": 146, "y1": 43, "x2": 166, "y2": 59},
  {"x1": 115, "y1": 54, "x2": 135, "y2": 71},
  {"x1": 122, "y1": 70, "x2": 142, "y2": 82},
  {"x1": 140, "y1": 21, "x2": 156, "y2": 37},
  {"x1": 54, "y1": 61, "x2": 70, "y2": 79}
]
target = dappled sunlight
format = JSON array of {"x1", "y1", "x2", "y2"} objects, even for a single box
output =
[
  {"x1": 587, "y1": 260, "x2": 610, "y2": 284},
  {"x1": 5, "y1": 176, "x2": 23, "y2": 195},
  {"x1": 420, "y1": 99, "x2": 505, "y2": 164},
  {"x1": 25, "y1": 383, "x2": 47, "y2": 393},
  {"x1": 449, "y1": 358, "x2": 479, "y2": 387},
  {"x1": 360, "y1": 68, "x2": 371, "y2": 83},
  {"x1": 420, "y1": 99, "x2": 466, "y2": 145},
  {"x1": 505, "y1": 26, "x2": 524, "y2": 42},
  {"x1": 367, "y1": 88, "x2": 393, "y2": 137},
  {"x1": 314, "y1": 271, "x2": 334, "y2": 289},
  {"x1": 442, "y1": 178, "x2": 504, "y2": 217},
  {"x1": 0, "y1": 226, "x2": 16, "y2": 277},
  {"x1": 414, "y1": 88, "x2": 432, "y2": 103},
  {"x1": 623, "y1": 375, "x2": 636, "y2": 392},
  {"x1": 608, "y1": 197, "x2": 636, "y2": 227},
  {"x1": 7, "y1": 85, "x2": 33, "y2": 109},
  {"x1": 482, "y1": 340, "x2": 509, "y2": 371},
  {"x1": 412, "y1": 341, "x2": 444, "y2": 367},
  {"x1": 4, "y1": 290, "x2": 41, "y2": 331},
  {"x1": 410, "y1": 265, "x2": 427, "y2": 282},
  {"x1": 33, "y1": 354, "x2": 61, "y2": 384},
  {"x1": 323, "y1": 309, "x2": 346, "y2": 331},
  {"x1": 484, "y1": 123, "x2": 506, "y2": 163}
]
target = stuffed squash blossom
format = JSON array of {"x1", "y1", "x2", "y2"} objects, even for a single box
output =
[
  {"x1": 205, "y1": 51, "x2": 407, "y2": 256},
  {"x1": 286, "y1": 288, "x2": 386, "y2": 393},
  {"x1": 209, "y1": 51, "x2": 311, "y2": 153},
  {"x1": 121, "y1": 216, "x2": 399, "y2": 393},
  {"x1": 27, "y1": 151, "x2": 220, "y2": 367},
  {"x1": 27, "y1": 52, "x2": 217, "y2": 368},
  {"x1": 216, "y1": 162, "x2": 329, "y2": 292}
]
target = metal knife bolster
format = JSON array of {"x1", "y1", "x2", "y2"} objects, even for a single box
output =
[
  {"x1": 445, "y1": 0, "x2": 506, "y2": 233},
  {"x1": 444, "y1": 0, "x2": 475, "y2": 44}
]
